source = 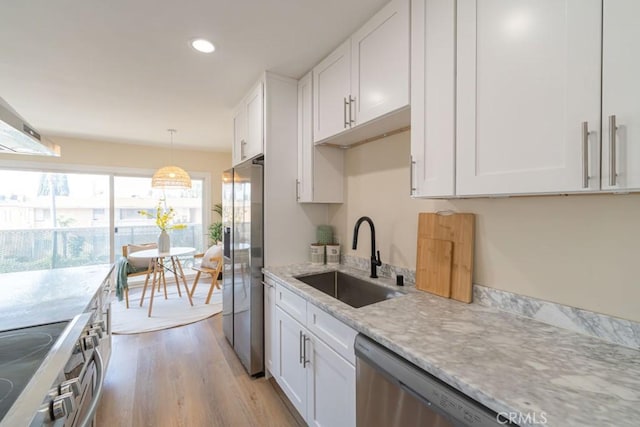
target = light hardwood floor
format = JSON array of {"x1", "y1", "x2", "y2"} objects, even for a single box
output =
[{"x1": 96, "y1": 314, "x2": 304, "y2": 427}]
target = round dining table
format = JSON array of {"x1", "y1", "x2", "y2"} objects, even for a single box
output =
[{"x1": 128, "y1": 246, "x2": 196, "y2": 317}]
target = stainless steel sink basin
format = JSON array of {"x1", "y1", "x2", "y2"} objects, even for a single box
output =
[{"x1": 295, "y1": 271, "x2": 402, "y2": 308}]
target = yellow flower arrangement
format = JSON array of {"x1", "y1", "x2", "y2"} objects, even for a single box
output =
[{"x1": 138, "y1": 200, "x2": 187, "y2": 232}]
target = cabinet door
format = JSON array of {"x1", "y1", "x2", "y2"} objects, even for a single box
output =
[
  {"x1": 298, "y1": 73, "x2": 345, "y2": 203},
  {"x1": 602, "y1": 0, "x2": 640, "y2": 191},
  {"x1": 275, "y1": 307, "x2": 307, "y2": 418},
  {"x1": 456, "y1": 0, "x2": 601, "y2": 196},
  {"x1": 306, "y1": 336, "x2": 355, "y2": 427},
  {"x1": 245, "y1": 81, "x2": 264, "y2": 161},
  {"x1": 264, "y1": 282, "x2": 278, "y2": 377},
  {"x1": 232, "y1": 105, "x2": 246, "y2": 166},
  {"x1": 297, "y1": 72, "x2": 313, "y2": 202},
  {"x1": 351, "y1": 0, "x2": 410, "y2": 127},
  {"x1": 313, "y1": 40, "x2": 351, "y2": 143},
  {"x1": 410, "y1": 0, "x2": 456, "y2": 197}
]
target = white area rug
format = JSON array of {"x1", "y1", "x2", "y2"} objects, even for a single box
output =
[{"x1": 111, "y1": 281, "x2": 222, "y2": 334}]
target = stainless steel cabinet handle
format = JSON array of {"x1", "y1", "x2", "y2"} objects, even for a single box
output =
[
  {"x1": 410, "y1": 156, "x2": 417, "y2": 195},
  {"x1": 343, "y1": 97, "x2": 349, "y2": 128},
  {"x1": 303, "y1": 334, "x2": 310, "y2": 367},
  {"x1": 349, "y1": 95, "x2": 356, "y2": 125},
  {"x1": 609, "y1": 115, "x2": 617, "y2": 186},
  {"x1": 295, "y1": 179, "x2": 300, "y2": 201},
  {"x1": 299, "y1": 330, "x2": 304, "y2": 364},
  {"x1": 581, "y1": 122, "x2": 590, "y2": 189},
  {"x1": 240, "y1": 139, "x2": 247, "y2": 160}
]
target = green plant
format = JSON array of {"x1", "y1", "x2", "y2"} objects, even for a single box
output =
[
  {"x1": 209, "y1": 222, "x2": 222, "y2": 245},
  {"x1": 209, "y1": 203, "x2": 223, "y2": 245}
]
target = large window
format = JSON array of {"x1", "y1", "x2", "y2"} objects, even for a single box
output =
[
  {"x1": 0, "y1": 170, "x2": 110, "y2": 273},
  {"x1": 0, "y1": 168, "x2": 207, "y2": 274}
]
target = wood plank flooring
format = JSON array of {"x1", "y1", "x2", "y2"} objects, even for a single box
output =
[{"x1": 96, "y1": 314, "x2": 304, "y2": 427}]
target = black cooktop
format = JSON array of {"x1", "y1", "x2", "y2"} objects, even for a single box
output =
[{"x1": 0, "y1": 321, "x2": 69, "y2": 422}]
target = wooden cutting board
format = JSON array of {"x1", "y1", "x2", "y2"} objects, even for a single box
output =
[{"x1": 415, "y1": 212, "x2": 475, "y2": 303}]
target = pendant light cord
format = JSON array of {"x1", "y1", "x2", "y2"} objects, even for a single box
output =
[{"x1": 168, "y1": 128, "x2": 176, "y2": 160}]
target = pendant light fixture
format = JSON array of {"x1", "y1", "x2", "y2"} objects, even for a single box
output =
[{"x1": 151, "y1": 129, "x2": 192, "y2": 189}]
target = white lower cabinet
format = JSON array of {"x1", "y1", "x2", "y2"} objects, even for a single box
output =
[
  {"x1": 264, "y1": 280, "x2": 278, "y2": 378},
  {"x1": 275, "y1": 306, "x2": 307, "y2": 417},
  {"x1": 273, "y1": 284, "x2": 356, "y2": 427},
  {"x1": 306, "y1": 336, "x2": 356, "y2": 427}
]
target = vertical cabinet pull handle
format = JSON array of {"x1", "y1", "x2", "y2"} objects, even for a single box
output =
[
  {"x1": 581, "y1": 122, "x2": 589, "y2": 189},
  {"x1": 295, "y1": 179, "x2": 300, "y2": 201},
  {"x1": 240, "y1": 139, "x2": 247, "y2": 160},
  {"x1": 609, "y1": 115, "x2": 617, "y2": 186},
  {"x1": 349, "y1": 96, "x2": 356, "y2": 125},
  {"x1": 303, "y1": 335, "x2": 310, "y2": 367},
  {"x1": 299, "y1": 330, "x2": 304, "y2": 364},
  {"x1": 410, "y1": 156, "x2": 417, "y2": 195},
  {"x1": 343, "y1": 97, "x2": 349, "y2": 128}
]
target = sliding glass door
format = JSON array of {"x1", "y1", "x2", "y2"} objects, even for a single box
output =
[{"x1": 114, "y1": 176, "x2": 205, "y2": 261}]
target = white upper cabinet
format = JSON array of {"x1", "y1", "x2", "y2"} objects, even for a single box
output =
[
  {"x1": 410, "y1": 0, "x2": 456, "y2": 197},
  {"x1": 232, "y1": 105, "x2": 246, "y2": 166},
  {"x1": 232, "y1": 80, "x2": 264, "y2": 166},
  {"x1": 456, "y1": 0, "x2": 602, "y2": 196},
  {"x1": 602, "y1": 0, "x2": 640, "y2": 191},
  {"x1": 245, "y1": 82, "x2": 264, "y2": 161},
  {"x1": 312, "y1": 0, "x2": 410, "y2": 146},
  {"x1": 298, "y1": 72, "x2": 314, "y2": 202},
  {"x1": 298, "y1": 72, "x2": 344, "y2": 204},
  {"x1": 313, "y1": 41, "x2": 352, "y2": 143},
  {"x1": 351, "y1": 0, "x2": 410, "y2": 126}
]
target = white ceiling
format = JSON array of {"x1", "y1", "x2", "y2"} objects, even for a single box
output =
[{"x1": 0, "y1": 0, "x2": 388, "y2": 152}]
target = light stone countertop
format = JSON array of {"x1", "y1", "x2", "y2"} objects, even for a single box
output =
[
  {"x1": 263, "y1": 263, "x2": 640, "y2": 427},
  {"x1": 0, "y1": 264, "x2": 113, "y2": 332}
]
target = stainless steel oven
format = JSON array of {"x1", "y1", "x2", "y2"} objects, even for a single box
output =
[
  {"x1": 1, "y1": 280, "x2": 112, "y2": 427},
  {"x1": 355, "y1": 335, "x2": 516, "y2": 427}
]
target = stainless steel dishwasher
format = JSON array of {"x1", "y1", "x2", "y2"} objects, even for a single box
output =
[{"x1": 355, "y1": 335, "x2": 516, "y2": 427}]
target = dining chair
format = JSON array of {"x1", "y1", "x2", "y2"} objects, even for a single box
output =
[
  {"x1": 190, "y1": 253, "x2": 223, "y2": 304},
  {"x1": 121, "y1": 243, "x2": 156, "y2": 308}
]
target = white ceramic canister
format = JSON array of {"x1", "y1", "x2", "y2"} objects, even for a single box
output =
[
  {"x1": 310, "y1": 244, "x2": 325, "y2": 264},
  {"x1": 326, "y1": 244, "x2": 340, "y2": 265}
]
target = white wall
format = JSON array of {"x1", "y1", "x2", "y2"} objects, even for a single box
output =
[{"x1": 329, "y1": 130, "x2": 640, "y2": 322}]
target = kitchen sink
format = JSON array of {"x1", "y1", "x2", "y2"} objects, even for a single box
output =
[{"x1": 295, "y1": 271, "x2": 403, "y2": 308}]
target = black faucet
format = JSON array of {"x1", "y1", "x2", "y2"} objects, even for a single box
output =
[{"x1": 352, "y1": 216, "x2": 382, "y2": 278}]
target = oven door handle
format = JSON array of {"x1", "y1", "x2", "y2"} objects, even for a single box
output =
[{"x1": 78, "y1": 348, "x2": 105, "y2": 427}]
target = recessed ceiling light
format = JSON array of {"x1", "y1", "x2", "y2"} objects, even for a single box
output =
[{"x1": 191, "y1": 39, "x2": 215, "y2": 53}]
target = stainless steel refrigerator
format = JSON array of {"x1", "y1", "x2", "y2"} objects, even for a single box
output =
[{"x1": 222, "y1": 158, "x2": 264, "y2": 376}]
